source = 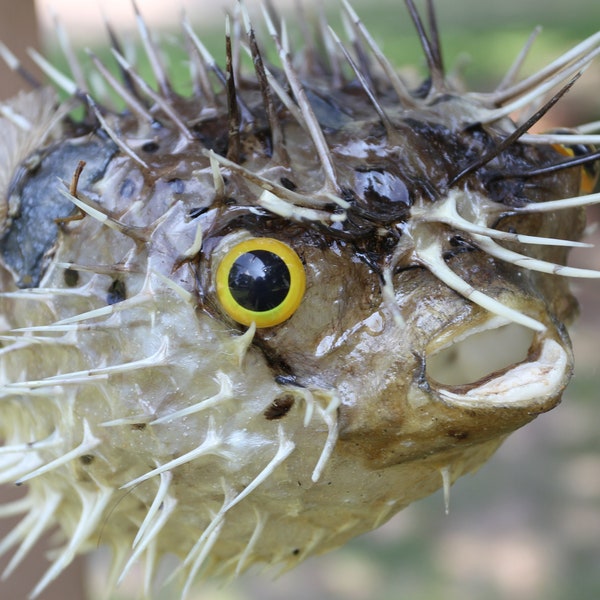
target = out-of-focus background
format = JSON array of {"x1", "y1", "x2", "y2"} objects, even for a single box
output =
[{"x1": 0, "y1": 1, "x2": 599, "y2": 599}]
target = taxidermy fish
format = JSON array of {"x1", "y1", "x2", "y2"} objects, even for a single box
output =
[{"x1": 0, "y1": 0, "x2": 598, "y2": 598}]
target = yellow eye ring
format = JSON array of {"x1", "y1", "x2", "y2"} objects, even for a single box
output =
[{"x1": 215, "y1": 238, "x2": 306, "y2": 328}]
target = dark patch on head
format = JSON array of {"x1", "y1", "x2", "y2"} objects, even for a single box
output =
[
  {"x1": 274, "y1": 374, "x2": 304, "y2": 387},
  {"x1": 306, "y1": 88, "x2": 351, "y2": 130},
  {"x1": 168, "y1": 178, "x2": 185, "y2": 194},
  {"x1": 264, "y1": 394, "x2": 295, "y2": 420},
  {"x1": 447, "y1": 430, "x2": 469, "y2": 441},
  {"x1": 340, "y1": 187, "x2": 355, "y2": 203},
  {"x1": 119, "y1": 178, "x2": 137, "y2": 199},
  {"x1": 354, "y1": 168, "x2": 412, "y2": 214},
  {"x1": 485, "y1": 175, "x2": 527, "y2": 206},
  {"x1": 444, "y1": 236, "x2": 476, "y2": 259},
  {"x1": 412, "y1": 77, "x2": 432, "y2": 98},
  {"x1": 107, "y1": 279, "x2": 127, "y2": 305},
  {"x1": 250, "y1": 129, "x2": 273, "y2": 159},
  {"x1": 329, "y1": 181, "x2": 408, "y2": 242},
  {"x1": 141, "y1": 141, "x2": 160, "y2": 153},
  {"x1": 63, "y1": 268, "x2": 79, "y2": 287},
  {"x1": 280, "y1": 177, "x2": 297, "y2": 191},
  {"x1": 80, "y1": 454, "x2": 95, "y2": 465},
  {"x1": 191, "y1": 118, "x2": 229, "y2": 155},
  {"x1": 0, "y1": 138, "x2": 117, "y2": 288},
  {"x1": 292, "y1": 548, "x2": 300, "y2": 556},
  {"x1": 131, "y1": 423, "x2": 147, "y2": 431},
  {"x1": 214, "y1": 211, "x2": 310, "y2": 246},
  {"x1": 188, "y1": 206, "x2": 209, "y2": 219},
  {"x1": 463, "y1": 124, "x2": 494, "y2": 159}
]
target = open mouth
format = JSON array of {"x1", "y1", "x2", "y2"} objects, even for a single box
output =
[{"x1": 425, "y1": 317, "x2": 570, "y2": 407}]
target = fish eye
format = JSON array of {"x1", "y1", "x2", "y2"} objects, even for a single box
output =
[{"x1": 215, "y1": 238, "x2": 306, "y2": 327}]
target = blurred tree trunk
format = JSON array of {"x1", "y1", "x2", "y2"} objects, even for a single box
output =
[{"x1": 0, "y1": 1, "x2": 88, "y2": 598}]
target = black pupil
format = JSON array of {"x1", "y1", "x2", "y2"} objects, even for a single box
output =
[{"x1": 228, "y1": 250, "x2": 291, "y2": 312}]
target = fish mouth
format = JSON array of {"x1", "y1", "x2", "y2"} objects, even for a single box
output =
[{"x1": 425, "y1": 316, "x2": 570, "y2": 408}]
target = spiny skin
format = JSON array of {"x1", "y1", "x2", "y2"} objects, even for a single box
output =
[{"x1": 0, "y1": 2, "x2": 599, "y2": 598}]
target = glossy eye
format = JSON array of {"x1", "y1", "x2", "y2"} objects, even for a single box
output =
[{"x1": 215, "y1": 238, "x2": 306, "y2": 327}]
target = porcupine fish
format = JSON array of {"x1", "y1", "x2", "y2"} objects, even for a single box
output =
[{"x1": 0, "y1": 1, "x2": 599, "y2": 598}]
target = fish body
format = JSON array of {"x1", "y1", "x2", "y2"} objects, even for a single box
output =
[{"x1": 0, "y1": 1, "x2": 598, "y2": 598}]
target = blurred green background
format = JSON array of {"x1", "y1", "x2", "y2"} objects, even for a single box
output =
[{"x1": 1, "y1": 1, "x2": 599, "y2": 599}]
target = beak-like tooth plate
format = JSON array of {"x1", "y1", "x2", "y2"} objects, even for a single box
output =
[
  {"x1": 426, "y1": 318, "x2": 569, "y2": 407},
  {"x1": 436, "y1": 338, "x2": 568, "y2": 406}
]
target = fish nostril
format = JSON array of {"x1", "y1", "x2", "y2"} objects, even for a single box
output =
[{"x1": 426, "y1": 321, "x2": 535, "y2": 387}]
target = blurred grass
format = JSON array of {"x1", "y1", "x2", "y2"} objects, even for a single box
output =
[
  {"x1": 37, "y1": 1, "x2": 600, "y2": 599},
  {"x1": 47, "y1": 0, "x2": 599, "y2": 115}
]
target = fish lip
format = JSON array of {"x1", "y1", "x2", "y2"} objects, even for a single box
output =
[{"x1": 425, "y1": 316, "x2": 571, "y2": 408}]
